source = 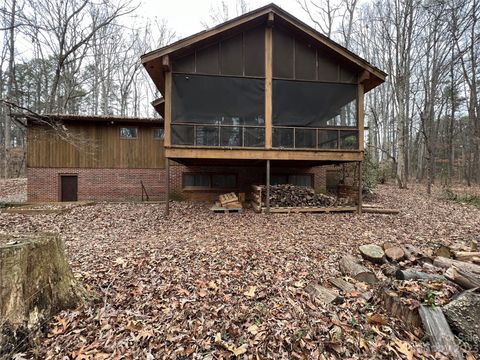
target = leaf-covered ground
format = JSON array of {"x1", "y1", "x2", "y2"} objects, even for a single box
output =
[{"x1": 0, "y1": 181, "x2": 479, "y2": 359}]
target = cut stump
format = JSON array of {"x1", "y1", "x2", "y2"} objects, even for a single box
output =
[
  {"x1": 385, "y1": 247, "x2": 405, "y2": 262},
  {"x1": 0, "y1": 233, "x2": 86, "y2": 354},
  {"x1": 359, "y1": 244, "x2": 385, "y2": 264}
]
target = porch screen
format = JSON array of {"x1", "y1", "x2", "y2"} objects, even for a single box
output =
[
  {"x1": 272, "y1": 80, "x2": 357, "y2": 127},
  {"x1": 172, "y1": 74, "x2": 265, "y2": 147}
]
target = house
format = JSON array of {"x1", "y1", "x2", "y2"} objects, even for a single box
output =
[{"x1": 26, "y1": 4, "x2": 386, "y2": 206}]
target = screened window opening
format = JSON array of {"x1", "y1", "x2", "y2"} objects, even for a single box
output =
[
  {"x1": 271, "y1": 174, "x2": 313, "y2": 187},
  {"x1": 183, "y1": 173, "x2": 237, "y2": 189},
  {"x1": 172, "y1": 74, "x2": 265, "y2": 147},
  {"x1": 120, "y1": 127, "x2": 138, "y2": 139},
  {"x1": 153, "y1": 128, "x2": 164, "y2": 139}
]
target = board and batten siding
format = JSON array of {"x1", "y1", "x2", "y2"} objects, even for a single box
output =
[{"x1": 27, "y1": 123, "x2": 165, "y2": 169}]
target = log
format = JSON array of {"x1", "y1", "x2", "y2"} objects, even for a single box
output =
[
  {"x1": 453, "y1": 251, "x2": 480, "y2": 262},
  {"x1": 382, "y1": 242, "x2": 395, "y2": 250},
  {"x1": 418, "y1": 305, "x2": 463, "y2": 360},
  {"x1": 444, "y1": 289, "x2": 480, "y2": 346},
  {"x1": 384, "y1": 247, "x2": 405, "y2": 262},
  {"x1": 395, "y1": 269, "x2": 445, "y2": 282},
  {"x1": 359, "y1": 244, "x2": 385, "y2": 264},
  {"x1": 444, "y1": 266, "x2": 480, "y2": 289},
  {"x1": 0, "y1": 234, "x2": 86, "y2": 355},
  {"x1": 305, "y1": 283, "x2": 343, "y2": 304},
  {"x1": 362, "y1": 208, "x2": 399, "y2": 214},
  {"x1": 433, "y1": 244, "x2": 452, "y2": 258},
  {"x1": 328, "y1": 277, "x2": 355, "y2": 293},
  {"x1": 339, "y1": 255, "x2": 378, "y2": 285},
  {"x1": 433, "y1": 256, "x2": 480, "y2": 276},
  {"x1": 470, "y1": 239, "x2": 478, "y2": 252}
]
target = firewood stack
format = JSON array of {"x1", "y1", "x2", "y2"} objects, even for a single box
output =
[
  {"x1": 256, "y1": 184, "x2": 348, "y2": 207},
  {"x1": 330, "y1": 238, "x2": 480, "y2": 358},
  {"x1": 217, "y1": 192, "x2": 242, "y2": 209}
]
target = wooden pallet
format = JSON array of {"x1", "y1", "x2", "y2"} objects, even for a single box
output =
[
  {"x1": 252, "y1": 202, "x2": 357, "y2": 214},
  {"x1": 210, "y1": 204, "x2": 244, "y2": 213}
]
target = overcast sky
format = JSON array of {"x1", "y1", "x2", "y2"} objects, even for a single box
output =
[{"x1": 136, "y1": 0, "x2": 310, "y2": 40}]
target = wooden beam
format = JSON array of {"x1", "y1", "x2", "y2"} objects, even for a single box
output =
[
  {"x1": 267, "y1": 12, "x2": 275, "y2": 27},
  {"x1": 161, "y1": 55, "x2": 170, "y2": 71},
  {"x1": 357, "y1": 83, "x2": 365, "y2": 152},
  {"x1": 165, "y1": 158, "x2": 170, "y2": 216},
  {"x1": 359, "y1": 70, "x2": 370, "y2": 83},
  {"x1": 164, "y1": 71, "x2": 172, "y2": 147},
  {"x1": 357, "y1": 161, "x2": 362, "y2": 215},
  {"x1": 266, "y1": 159, "x2": 270, "y2": 214},
  {"x1": 265, "y1": 25, "x2": 273, "y2": 149},
  {"x1": 165, "y1": 147, "x2": 363, "y2": 162}
]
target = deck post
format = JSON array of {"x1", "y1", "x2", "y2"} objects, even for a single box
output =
[
  {"x1": 165, "y1": 158, "x2": 170, "y2": 216},
  {"x1": 266, "y1": 159, "x2": 271, "y2": 214},
  {"x1": 357, "y1": 161, "x2": 363, "y2": 215}
]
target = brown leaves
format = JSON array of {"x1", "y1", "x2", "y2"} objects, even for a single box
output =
[{"x1": 1, "y1": 183, "x2": 479, "y2": 358}]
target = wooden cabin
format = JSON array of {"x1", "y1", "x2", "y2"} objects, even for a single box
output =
[
  {"x1": 141, "y1": 4, "x2": 386, "y2": 210},
  {"x1": 25, "y1": 4, "x2": 385, "y2": 205}
]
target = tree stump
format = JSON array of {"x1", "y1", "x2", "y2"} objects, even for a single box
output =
[{"x1": 0, "y1": 233, "x2": 86, "y2": 354}]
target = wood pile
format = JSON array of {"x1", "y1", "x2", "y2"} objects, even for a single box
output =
[
  {"x1": 217, "y1": 192, "x2": 242, "y2": 209},
  {"x1": 314, "y1": 238, "x2": 480, "y2": 358},
  {"x1": 254, "y1": 184, "x2": 348, "y2": 208}
]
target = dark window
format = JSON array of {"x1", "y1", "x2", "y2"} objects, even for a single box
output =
[
  {"x1": 183, "y1": 173, "x2": 237, "y2": 189},
  {"x1": 271, "y1": 174, "x2": 313, "y2": 187},
  {"x1": 244, "y1": 27, "x2": 265, "y2": 77},
  {"x1": 221, "y1": 34, "x2": 243, "y2": 76},
  {"x1": 196, "y1": 44, "x2": 219, "y2": 74},
  {"x1": 273, "y1": 28, "x2": 294, "y2": 78},
  {"x1": 272, "y1": 80, "x2": 357, "y2": 127},
  {"x1": 153, "y1": 128, "x2": 164, "y2": 139},
  {"x1": 339, "y1": 131, "x2": 358, "y2": 149},
  {"x1": 171, "y1": 124, "x2": 194, "y2": 145},
  {"x1": 318, "y1": 130, "x2": 338, "y2": 149},
  {"x1": 273, "y1": 127, "x2": 293, "y2": 148},
  {"x1": 120, "y1": 127, "x2": 138, "y2": 139},
  {"x1": 295, "y1": 128, "x2": 316, "y2": 148},
  {"x1": 295, "y1": 40, "x2": 316, "y2": 80}
]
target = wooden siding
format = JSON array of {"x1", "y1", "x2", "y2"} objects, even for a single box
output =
[{"x1": 27, "y1": 123, "x2": 165, "y2": 169}]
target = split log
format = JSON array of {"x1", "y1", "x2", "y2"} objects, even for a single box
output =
[
  {"x1": 0, "y1": 234, "x2": 86, "y2": 355},
  {"x1": 395, "y1": 269, "x2": 445, "y2": 282},
  {"x1": 444, "y1": 289, "x2": 480, "y2": 346},
  {"x1": 328, "y1": 277, "x2": 355, "y2": 293},
  {"x1": 339, "y1": 255, "x2": 378, "y2": 285},
  {"x1": 433, "y1": 256, "x2": 480, "y2": 276},
  {"x1": 384, "y1": 247, "x2": 405, "y2": 262},
  {"x1": 359, "y1": 244, "x2": 385, "y2": 264},
  {"x1": 305, "y1": 283, "x2": 343, "y2": 305},
  {"x1": 453, "y1": 251, "x2": 480, "y2": 262},
  {"x1": 418, "y1": 305, "x2": 463, "y2": 360},
  {"x1": 433, "y1": 244, "x2": 452, "y2": 258},
  {"x1": 444, "y1": 266, "x2": 480, "y2": 289}
]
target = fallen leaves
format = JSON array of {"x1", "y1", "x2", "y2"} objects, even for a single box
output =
[{"x1": 0, "y1": 182, "x2": 479, "y2": 358}]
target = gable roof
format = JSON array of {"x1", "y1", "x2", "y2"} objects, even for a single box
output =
[{"x1": 141, "y1": 3, "x2": 386, "y2": 94}]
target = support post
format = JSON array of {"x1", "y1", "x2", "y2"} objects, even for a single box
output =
[
  {"x1": 165, "y1": 158, "x2": 170, "y2": 216},
  {"x1": 266, "y1": 159, "x2": 270, "y2": 214},
  {"x1": 265, "y1": 20, "x2": 273, "y2": 149},
  {"x1": 357, "y1": 161, "x2": 363, "y2": 215}
]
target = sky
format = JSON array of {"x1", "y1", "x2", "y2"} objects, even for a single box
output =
[{"x1": 136, "y1": 0, "x2": 311, "y2": 41}]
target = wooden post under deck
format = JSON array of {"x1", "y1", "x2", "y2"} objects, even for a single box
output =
[
  {"x1": 165, "y1": 158, "x2": 170, "y2": 216},
  {"x1": 357, "y1": 161, "x2": 363, "y2": 215},
  {"x1": 266, "y1": 159, "x2": 270, "y2": 214}
]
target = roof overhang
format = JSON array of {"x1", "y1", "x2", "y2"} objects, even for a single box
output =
[{"x1": 141, "y1": 3, "x2": 387, "y2": 96}]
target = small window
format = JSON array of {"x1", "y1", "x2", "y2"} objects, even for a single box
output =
[
  {"x1": 271, "y1": 174, "x2": 313, "y2": 187},
  {"x1": 120, "y1": 127, "x2": 138, "y2": 139},
  {"x1": 153, "y1": 128, "x2": 164, "y2": 139},
  {"x1": 183, "y1": 173, "x2": 237, "y2": 189}
]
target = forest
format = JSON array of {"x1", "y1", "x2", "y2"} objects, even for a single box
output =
[{"x1": 0, "y1": 0, "x2": 479, "y2": 189}]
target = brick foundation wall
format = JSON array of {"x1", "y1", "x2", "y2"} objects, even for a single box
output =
[
  {"x1": 170, "y1": 163, "x2": 327, "y2": 201},
  {"x1": 27, "y1": 168, "x2": 166, "y2": 202},
  {"x1": 28, "y1": 164, "x2": 327, "y2": 202}
]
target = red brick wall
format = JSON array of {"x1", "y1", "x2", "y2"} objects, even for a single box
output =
[
  {"x1": 28, "y1": 164, "x2": 326, "y2": 202},
  {"x1": 27, "y1": 168, "x2": 166, "y2": 202}
]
